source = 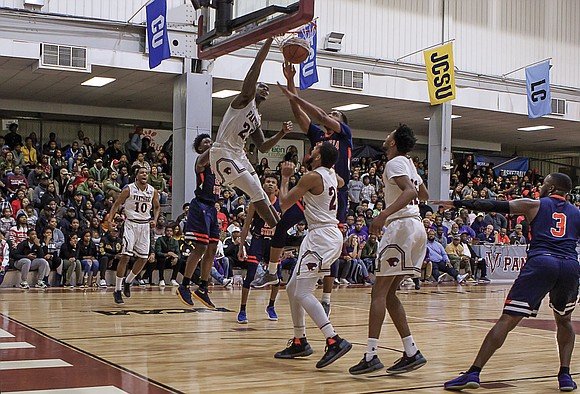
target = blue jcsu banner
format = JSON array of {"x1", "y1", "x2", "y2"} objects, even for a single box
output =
[
  {"x1": 525, "y1": 61, "x2": 551, "y2": 119},
  {"x1": 475, "y1": 155, "x2": 529, "y2": 178},
  {"x1": 299, "y1": 22, "x2": 318, "y2": 90},
  {"x1": 146, "y1": 0, "x2": 171, "y2": 69}
]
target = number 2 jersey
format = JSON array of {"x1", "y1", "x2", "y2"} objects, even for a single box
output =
[
  {"x1": 303, "y1": 167, "x2": 339, "y2": 229},
  {"x1": 214, "y1": 100, "x2": 261, "y2": 154},
  {"x1": 124, "y1": 182, "x2": 155, "y2": 222},
  {"x1": 528, "y1": 195, "x2": 580, "y2": 260},
  {"x1": 383, "y1": 155, "x2": 422, "y2": 221}
]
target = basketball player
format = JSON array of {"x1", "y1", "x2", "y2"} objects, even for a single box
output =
[
  {"x1": 210, "y1": 37, "x2": 292, "y2": 229},
  {"x1": 108, "y1": 167, "x2": 160, "y2": 305},
  {"x1": 349, "y1": 125, "x2": 428, "y2": 375},
  {"x1": 266, "y1": 64, "x2": 352, "y2": 315},
  {"x1": 236, "y1": 175, "x2": 283, "y2": 323},
  {"x1": 274, "y1": 142, "x2": 352, "y2": 369},
  {"x1": 176, "y1": 134, "x2": 220, "y2": 309},
  {"x1": 440, "y1": 173, "x2": 580, "y2": 391}
]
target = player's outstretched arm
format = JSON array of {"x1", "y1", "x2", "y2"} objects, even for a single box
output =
[
  {"x1": 282, "y1": 62, "x2": 311, "y2": 133},
  {"x1": 107, "y1": 187, "x2": 130, "y2": 226},
  {"x1": 231, "y1": 38, "x2": 274, "y2": 109},
  {"x1": 370, "y1": 175, "x2": 417, "y2": 235},
  {"x1": 279, "y1": 161, "x2": 317, "y2": 212},
  {"x1": 432, "y1": 197, "x2": 540, "y2": 223},
  {"x1": 252, "y1": 121, "x2": 293, "y2": 153},
  {"x1": 151, "y1": 189, "x2": 161, "y2": 228},
  {"x1": 277, "y1": 82, "x2": 341, "y2": 133}
]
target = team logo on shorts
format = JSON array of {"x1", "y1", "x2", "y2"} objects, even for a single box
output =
[
  {"x1": 224, "y1": 167, "x2": 232, "y2": 175},
  {"x1": 387, "y1": 257, "x2": 400, "y2": 267},
  {"x1": 306, "y1": 262, "x2": 318, "y2": 271}
]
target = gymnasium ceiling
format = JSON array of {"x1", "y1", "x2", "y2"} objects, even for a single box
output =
[{"x1": 0, "y1": 56, "x2": 579, "y2": 153}]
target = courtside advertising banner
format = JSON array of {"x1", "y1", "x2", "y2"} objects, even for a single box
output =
[
  {"x1": 423, "y1": 42, "x2": 456, "y2": 105},
  {"x1": 299, "y1": 22, "x2": 318, "y2": 90},
  {"x1": 525, "y1": 61, "x2": 551, "y2": 118},
  {"x1": 146, "y1": 0, "x2": 171, "y2": 69}
]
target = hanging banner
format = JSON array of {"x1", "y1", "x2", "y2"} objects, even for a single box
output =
[
  {"x1": 299, "y1": 22, "x2": 318, "y2": 90},
  {"x1": 146, "y1": 0, "x2": 171, "y2": 69},
  {"x1": 475, "y1": 154, "x2": 529, "y2": 178},
  {"x1": 525, "y1": 61, "x2": 551, "y2": 118},
  {"x1": 423, "y1": 42, "x2": 456, "y2": 105}
]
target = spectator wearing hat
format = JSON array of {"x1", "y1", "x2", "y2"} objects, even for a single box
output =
[
  {"x1": 509, "y1": 224, "x2": 527, "y2": 245},
  {"x1": 21, "y1": 137, "x2": 38, "y2": 169},
  {"x1": 32, "y1": 173, "x2": 50, "y2": 209},
  {"x1": 89, "y1": 158, "x2": 109, "y2": 186},
  {"x1": 223, "y1": 225, "x2": 246, "y2": 273},
  {"x1": 471, "y1": 212, "x2": 487, "y2": 235},
  {"x1": 5, "y1": 123, "x2": 22, "y2": 150},
  {"x1": 6, "y1": 166, "x2": 27, "y2": 193}
]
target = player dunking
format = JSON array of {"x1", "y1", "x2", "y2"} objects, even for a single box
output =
[
  {"x1": 439, "y1": 173, "x2": 580, "y2": 392},
  {"x1": 274, "y1": 142, "x2": 352, "y2": 369},
  {"x1": 237, "y1": 175, "x2": 283, "y2": 323},
  {"x1": 108, "y1": 167, "x2": 160, "y2": 305},
  {"x1": 210, "y1": 37, "x2": 292, "y2": 228},
  {"x1": 176, "y1": 134, "x2": 221, "y2": 309},
  {"x1": 350, "y1": 125, "x2": 428, "y2": 375},
  {"x1": 260, "y1": 64, "x2": 352, "y2": 313}
]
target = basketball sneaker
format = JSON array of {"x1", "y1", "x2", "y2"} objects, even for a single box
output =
[
  {"x1": 113, "y1": 290, "x2": 124, "y2": 305},
  {"x1": 386, "y1": 350, "x2": 427, "y2": 374},
  {"x1": 321, "y1": 301, "x2": 331, "y2": 317},
  {"x1": 349, "y1": 354, "x2": 384, "y2": 375},
  {"x1": 123, "y1": 279, "x2": 131, "y2": 298},
  {"x1": 252, "y1": 272, "x2": 280, "y2": 288},
  {"x1": 265, "y1": 306, "x2": 278, "y2": 321},
  {"x1": 176, "y1": 285, "x2": 194, "y2": 306},
  {"x1": 316, "y1": 336, "x2": 352, "y2": 368},
  {"x1": 437, "y1": 273, "x2": 448, "y2": 283},
  {"x1": 237, "y1": 310, "x2": 248, "y2": 324},
  {"x1": 457, "y1": 273, "x2": 469, "y2": 284},
  {"x1": 193, "y1": 288, "x2": 215, "y2": 308},
  {"x1": 443, "y1": 371, "x2": 480, "y2": 390},
  {"x1": 558, "y1": 373, "x2": 577, "y2": 392},
  {"x1": 274, "y1": 337, "x2": 313, "y2": 359}
]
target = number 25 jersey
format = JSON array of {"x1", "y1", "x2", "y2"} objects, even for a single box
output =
[
  {"x1": 214, "y1": 100, "x2": 261, "y2": 153},
  {"x1": 124, "y1": 183, "x2": 155, "y2": 222},
  {"x1": 303, "y1": 167, "x2": 339, "y2": 230}
]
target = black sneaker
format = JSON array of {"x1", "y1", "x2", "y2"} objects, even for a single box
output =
[
  {"x1": 192, "y1": 288, "x2": 215, "y2": 308},
  {"x1": 176, "y1": 285, "x2": 194, "y2": 306},
  {"x1": 349, "y1": 354, "x2": 384, "y2": 375},
  {"x1": 316, "y1": 336, "x2": 352, "y2": 368},
  {"x1": 386, "y1": 350, "x2": 427, "y2": 374},
  {"x1": 274, "y1": 338, "x2": 313, "y2": 359},
  {"x1": 123, "y1": 279, "x2": 131, "y2": 298},
  {"x1": 113, "y1": 290, "x2": 124, "y2": 305},
  {"x1": 252, "y1": 272, "x2": 280, "y2": 288},
  {"x1": 321, "y1": 301, "x2": 331, "y2": 317}
]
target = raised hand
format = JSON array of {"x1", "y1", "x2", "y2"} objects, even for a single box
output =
[
  {"x1": 282, "y1": 121, "x2": 293, "y2": 134},
  {"x1": 281, "y1": 161, "x2": 296, "y2": 178},
  {"x1": 282, "y1": 61, "x2": 296, "y2": 81}
]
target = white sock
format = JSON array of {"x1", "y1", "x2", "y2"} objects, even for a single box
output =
[
  {"x1": 293, "y1": 326, "x2": 306, "y2": 339},
  {"x1": 115, "y1": 276, "x2": 124, "y2": 291},
  {"x1": 321, "y1": 292, "x2": 331, "y2": 304},
  {"x1": 320, "y1": 322, "x2": 336, "y2": 339},
  {"x1": 126, "y1": 271, "x2": 137, "y2": 284},
  {"x1": 268, "y1": 262, "x2": 278, "y2": 275},
  {"x1": 366, "y1": 338, "x2": 379, "y2": 361},
  {"x1": 402, "y1": 335, "x2": 418, "y2": 356}
]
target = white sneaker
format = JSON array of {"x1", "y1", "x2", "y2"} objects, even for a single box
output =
[
  {"x1": 340, "y1": 278, "x2": 350, "y2": 285},
  {"x1": 20, "y1": 281, "x2": 30, "y2": 289},
  {"x1": 437, "y1": 273, "x2": 448, "y2": 283},
  {"x1": 159, "y1": 280, "x2": 166, "y2": 287},
  {"x1": 35, "y1": 280, "x2": 47, "y2": 289},
  {"x1": 222, "y1": 278, "x2": 233, "y2": 288},
  {"x1": 170, "y1": 279, "x2": 179, "y2": 286},
  {"x1": 99, "y1": 279, "x2": 107, "y2": 287},
  {"x1": 466, "y1": 277, "x2": 477, "y2": 283},
  {"x1": 457, "y1": 273, "x2": 468, "y2": 284}
]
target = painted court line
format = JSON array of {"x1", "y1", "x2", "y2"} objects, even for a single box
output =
[
  {"x1": 0, "y1": 328, "x2": 15, "y2": 338},
  {"x1": 4, "y1": 386, "x2": 129, "y2": 394},
  {"x1": 0, "y1": 359, "x2": 72, "y2": 370},
  {"x1": 0, "y1": 342, "x2": 35, "y2": 349}
]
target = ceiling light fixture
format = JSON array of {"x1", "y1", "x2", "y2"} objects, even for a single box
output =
[
  {"x1": 212, "y1": 89, "x2": 241, "y2": 98},
  {"x1": 517, "y1": 125, "x2": 554, "y2": 132},
  {"x1": 332, "y1": 104, "x2": 369, "y2": 111},
  {"x1": 81, "y1": 77, "x2": 116, "y2": 87}
]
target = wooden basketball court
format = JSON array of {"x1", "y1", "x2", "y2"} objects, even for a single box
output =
[{"x1": 1, "y1": 282, "x2": 576, "y2": 393}]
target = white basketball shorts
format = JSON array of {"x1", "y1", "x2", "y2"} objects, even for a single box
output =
[
  {"x1": 210, "y1": 147, "x2": 266, "y2": 202},
  {"x1": 296, "y1": 226, "x2": 343, "y2": 280},
  {"x1": 121, "y1": 220, "x2": 151, "y2": 259},
  {"x1": 375, "y1": 216, "x2": 427, "y2": 278}
]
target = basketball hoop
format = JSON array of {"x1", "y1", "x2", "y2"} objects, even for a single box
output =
[{"x1": 274, "y1": 21, "x2": 317, "y2": 64}]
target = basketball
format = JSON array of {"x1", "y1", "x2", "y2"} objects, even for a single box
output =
[{"x1": 282, "y1": 37, "x2": 311, "y2": 64}]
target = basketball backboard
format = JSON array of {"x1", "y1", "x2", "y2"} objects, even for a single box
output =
[{"x1": 194, "y1": 0, "x2": 314, "y2": 60}]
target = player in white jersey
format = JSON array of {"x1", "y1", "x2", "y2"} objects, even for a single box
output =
[
  {"x1": 350, "y1": 124, "x2": 429, "y2": 376},
  {"x1": 274, "y1": 142, "x2": 352, "y2": 369},
  {"x1": 209, "y1": 37, "x2": 292, "y2": 228},
  {"x1": 108, "y1": 166, "x2": 160, "y2": 305}
]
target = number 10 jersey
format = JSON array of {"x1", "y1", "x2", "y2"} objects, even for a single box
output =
[{"x1": 125, "y1": 182, "x2": 155, "y2": 222}]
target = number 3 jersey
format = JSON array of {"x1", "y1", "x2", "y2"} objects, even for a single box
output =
[
  {"x1": 214, "y1": 100, "x2": 261, "y2": 153},
  {"x1": 383, "y1": 155, "x2": 422, "y2": 221},
  {"x1": 124, "y1": 182, "x2": 155, "y2": 222},
  {"x1": 528, "y1": 196, "x2": 580, "y2": 260},
  {"x1": 303, "y1": 167, "x2": 339, "y2": 230}
]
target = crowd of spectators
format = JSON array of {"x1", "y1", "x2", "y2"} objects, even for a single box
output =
[{"x1": 1, "y1": 123, "x2": 576, "y2": 290}]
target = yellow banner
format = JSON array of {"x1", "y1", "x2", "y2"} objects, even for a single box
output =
[{"x1": 424, "y1": 42, "x2": 456, "y2": 105}]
